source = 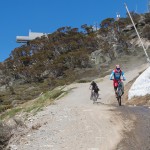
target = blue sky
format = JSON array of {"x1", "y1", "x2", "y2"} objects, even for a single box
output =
[{"x1": 0, "y1": 0, "x2": 148, "y2": 62}]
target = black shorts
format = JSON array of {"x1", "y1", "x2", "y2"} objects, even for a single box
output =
[
  {"x1": 94, "y1": 90, "x2": 99, "y2": 93},
  {"x1": 114, "y1": 87, "x2": 117, "y2": 91}
]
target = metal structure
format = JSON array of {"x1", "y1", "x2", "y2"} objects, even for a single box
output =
[
  {"x1": 116, "y1": 12, "x2": 120, "y2": 21},
  {"x1": 124, "y1": 3, "x2": 150, "y2": 63},
  {"x1": 148, "y1": 0, "x2": 150, "y2": 13},
  {"x1": 16, "y1": 30, "x2": 47, "y2": 43},
  {"x1": 135, "y1": 4, "x2": 138, "y2": 13},
  {"x1": 93, "y1": 22, "x2": 98, "y2": 31}
]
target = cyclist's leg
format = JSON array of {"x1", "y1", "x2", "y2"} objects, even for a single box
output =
[
  {"x1": 90, "y1": 90, "x2": 93, "y2": 100},
  {"x1": 95, "y1": 91, "x2": 98, "y2": 100},
  {"x1": 97, "y1": 92, "x2": 99, "y2": 99},
  {"x1": 114, "y1": 80, "x2": 119, "y2": 97},
  {"x1": 114, "y1": 86, "x2": 118, "y2": 97}
]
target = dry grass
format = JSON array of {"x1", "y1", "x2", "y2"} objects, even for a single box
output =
[
  {"x1": 0, "y1": 108, "x2": 23, "y2": 120},
  {"x1": 127, "y1": 95, "x2": 150, "y2": 106},
  {"x1": 0, "y1": 87, "x2": 69, "y2": 120}
]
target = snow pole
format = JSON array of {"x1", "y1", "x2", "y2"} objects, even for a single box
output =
[{"x1": 124, "y1": 3, "x2": 150, "y2": 63}]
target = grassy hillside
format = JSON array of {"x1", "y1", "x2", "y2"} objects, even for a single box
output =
[{"x1": 0, "y1": 12, "x2": 150, "y2": 115}]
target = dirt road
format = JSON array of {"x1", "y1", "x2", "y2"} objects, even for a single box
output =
[{"x1": 8, "y1": 64, "x2": 150, "y2": 150}]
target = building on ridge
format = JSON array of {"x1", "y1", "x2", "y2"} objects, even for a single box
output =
[{"x1": 16, "y1": 30, "x2": 48, "y2": 43}]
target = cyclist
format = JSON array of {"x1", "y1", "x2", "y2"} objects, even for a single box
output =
[
  {"x1": 110, "y1": 65, "x2": 126, "y2": 97},
  {"x1": 89, "y1": 81, "x2": 99, "y2": 100}
]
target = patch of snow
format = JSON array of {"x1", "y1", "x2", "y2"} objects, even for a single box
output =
[{"x1": 128, "y1": 66, "x2": 150, "y2": 100}]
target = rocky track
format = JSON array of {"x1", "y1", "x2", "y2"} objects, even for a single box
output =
[{"x1": 7, "y1": 64, "x2": 150, "y2": 150}]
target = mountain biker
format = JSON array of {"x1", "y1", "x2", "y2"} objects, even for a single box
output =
[
  {"x1": 89, "y1": 81, "x2": 99, "y2": 100},
  {"x1": 110, "y1": 65, "x2": 126, "y2": 97}
]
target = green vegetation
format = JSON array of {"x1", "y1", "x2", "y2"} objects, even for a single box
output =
[
  {"x1": 76, "y1": 79, "x2": 91, "y2": 83},
  {"x1": 0, "y1": 87, "x2": 70, "y2": 120},
  {"x1": 0, "y1": 12, "x2": 150, "y2": 115},
  {"x1": 0, "y1": 108, "x2": 22, "y2": 120},
  {"x1": 25, "y1": 88, "x2": 64, "y2": 113}
]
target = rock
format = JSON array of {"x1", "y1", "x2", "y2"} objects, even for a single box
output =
[
  {"x1": 138, "y1": 19, "x2": 146, "y2": 26},
  {"x1": 130, "y1": 33, "x2": 137, "y2": 39},
  {"x1": 11, "y1": 100, "x2": 21, "y2": 107},
  {"x1": 0, "y1": 122, "x2": 12, "y2": 149},
  {"x1": 112, "y1": 44, "x2": 124, "y2": 54},
  {"x1": 13, "y1": 116, "x2": 26, "y2": 128},
  {"x1": 28, "y1": 118, "x2": 34, "y2": 122},
  {"x1": 31, "y1": 123, "x2": 41, "y2": 130},
  {"x1": 122, "y1": 24, "x2": 135, "y2": 32},
  {"x1": 99, "y1": 63, "x2": 109, "y2": 68},
  {"x1": 5, "y1": 118, "x2": 18, "y2": 130},
  {"x1": 90, "y1": 43, "x2": 126, "y2": 65},
  {"x1": 91, "y1": 50, "x2": 111, "y2": 65},
  {"x1": 9, "y1": 144, "x2": 18, "y2": 150},
  {"x1": 0, "y1": 85, "x2": 6, "y2": 92},
  {"x1": 41, "y1": 70, "x2": 50, "y2": 78}
]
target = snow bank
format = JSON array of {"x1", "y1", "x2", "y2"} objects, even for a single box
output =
[{"x1": 128, "y1": 66, "x2": 150, "y2": 100}]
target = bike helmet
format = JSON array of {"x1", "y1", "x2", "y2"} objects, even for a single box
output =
[
  {"x1": 116, "y1": 64, "x2": 120, "y2": 71},
  {"x1": 91, "y1": 81, "x2": 96, "y2": 85}
]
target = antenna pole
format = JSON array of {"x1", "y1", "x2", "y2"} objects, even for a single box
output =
[
  {"x1": 124, "y1": 3, "x2": 150, "y2": 63},
  {"x1": 148, "y1": 0, "x2": 150, "y2": 12}
]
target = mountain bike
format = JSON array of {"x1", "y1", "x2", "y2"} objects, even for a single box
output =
[
  {"x1": 116, "y1": 80, "x2": 124, "y2": 106},
  {"x1": 89, "y1": 82, "x2": 99, "y2": 104},
  {"x1": 91, "y1": 90, "x2": 99, "y2": 104}
]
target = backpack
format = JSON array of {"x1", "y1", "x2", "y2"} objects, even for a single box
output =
[{"x1": 93, "y1": 84, "x2": 99, "y2": 92}]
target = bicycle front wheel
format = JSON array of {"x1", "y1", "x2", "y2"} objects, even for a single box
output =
[{"x1": 117, "y1": 96, "x2": 121, "y2": 106}]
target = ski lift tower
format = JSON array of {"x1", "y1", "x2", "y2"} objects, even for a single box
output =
[
  {"x1": 116, "y1": 12, "x2": 120, "y2": 32},
  {"x1": 116, "y1": 12, "x2": 120, "y2": 21}
]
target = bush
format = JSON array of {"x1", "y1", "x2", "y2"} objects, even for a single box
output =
[
  {"x1": 0, "y1": 122, "x2": 11, "y2": 149},
  {"x1": 142, "y1": 24, "x2": 150, "y2": 40},
  {"x1": 0, "y1": 105, "x2": 12, "y2": 113},
  {"x1": 76, "y1": 79, "x2": 91, "y2": 83}
]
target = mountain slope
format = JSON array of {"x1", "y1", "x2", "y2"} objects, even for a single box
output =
[
  {"x1": 0, "y1": 12, "x2": 150, "y2": 121},
  {"x1": 6, "y1": 63, "x2": 149, "y2": 150}
]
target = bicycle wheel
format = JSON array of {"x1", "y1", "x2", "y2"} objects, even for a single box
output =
[
  {"x1": 117, "y1": 90, "x2": 122, "y2": 106},
  {"x1": 90, "y1": 91, "x2": 93, "y2": 100},
  {"x1": 93, "y1": 92, "x2": 97, "y2": 104},
  {"x1": 118, "y1": 96, "x2": 121, "y2": 106}
]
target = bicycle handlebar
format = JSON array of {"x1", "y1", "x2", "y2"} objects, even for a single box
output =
[{"x1": 110, "y1": 79, "x2": 125, "y2": 81}]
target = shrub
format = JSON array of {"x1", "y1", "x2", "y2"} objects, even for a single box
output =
[
  {"x1": 0, "y1": 122, "x2": 11, "y2": 149},
  {"x1": 142, "y1": 24, "x2": 150, "y2": 40},
  {"x1": 0, "y1": 105, "x2": 12, "y2": 113}
]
